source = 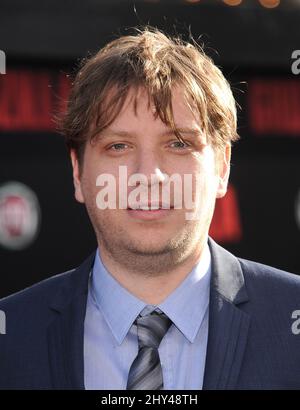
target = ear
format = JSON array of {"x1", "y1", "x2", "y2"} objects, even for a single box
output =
[
  {"x1": 216, "y1": 143, "x2": 231, "y2": 199},
  {"x1": 70, "y1": 149, "x2": 85, "y2": 203}
]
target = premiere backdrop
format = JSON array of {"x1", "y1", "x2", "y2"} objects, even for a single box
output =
[{"x1": 0, "y1": 0, "x2": 300, "y2": 298}]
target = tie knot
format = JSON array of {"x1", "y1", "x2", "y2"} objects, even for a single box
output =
[{"x1": 135, "y1": 311, "x2": 172, "y2": 349}]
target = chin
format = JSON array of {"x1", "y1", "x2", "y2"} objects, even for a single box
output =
[{"x1": 126, "y1": 239, "x2": 173, "y2": 255}]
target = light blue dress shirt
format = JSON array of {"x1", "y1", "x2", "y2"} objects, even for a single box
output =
[{"x1": 84, "y1": 243, "x2": 211, "y2": 390}]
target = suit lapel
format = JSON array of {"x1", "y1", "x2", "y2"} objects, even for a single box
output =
[
  {"x1": 47, "y1": 252, "x2": 96, "y2": 389},
  {"x1": 203, "y1": 238, "x2": 251, "y2": 389}
]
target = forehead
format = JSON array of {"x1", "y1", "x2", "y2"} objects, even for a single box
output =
[{"x1": 107, "y1": 85, "x2": 201, "y2": 133}]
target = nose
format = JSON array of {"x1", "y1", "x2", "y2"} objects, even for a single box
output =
[{"x1": 134, "y1": 148, "x2": 168, "y2": 187}]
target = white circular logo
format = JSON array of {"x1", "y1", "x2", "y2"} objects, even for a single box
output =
[{"x1": 0, "y1": 182, "x2": 41, "y2": 250}]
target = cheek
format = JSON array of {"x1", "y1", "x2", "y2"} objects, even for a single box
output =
[
  {"x1": 189, "y1": 160, "x2": 219, "y2": 203},
  {"x1": 82, "y1": 157, "x2": 120, "y2": 191}
]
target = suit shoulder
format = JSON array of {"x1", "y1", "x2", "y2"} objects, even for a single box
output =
[
  {"x1": 238, "y1": 257, "x2": 300, "y2": 300},
  {"x1": 0, "y1": 250, "x2": 95, "y2": 314},
  {"x1": 238, "y1": 257, "x2": 300, "y2": 282},
  {"x1": 0, "y1": 268, "x2": 76, "y2": 310}
]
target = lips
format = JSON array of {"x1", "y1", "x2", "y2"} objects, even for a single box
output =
[
  {"x1": 127, "y1": 203, "x2": 173, "y2": 210},
  {"x1": 127, "y1": 203, "x2": 174, "y2": 220}
]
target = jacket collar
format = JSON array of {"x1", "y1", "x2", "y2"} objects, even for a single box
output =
[
  {"x1": 203, "y1": 238, "x2": 250, "y2": 389},
  {"x1": 208, "y1": 237, "x2": 248, "y2": 305},
  {"x1": 48, "y1": 251, "x2": 95, "y2": 389}
]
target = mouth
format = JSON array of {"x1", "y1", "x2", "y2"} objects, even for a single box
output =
[
  {"x1": 127, "y1": 203, "x2": 174, "y2": 220},
  {"x1": 127, "y1": 203, "x2": 174, "y2": 211}
]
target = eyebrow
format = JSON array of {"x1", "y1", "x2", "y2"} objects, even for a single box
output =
[{"x1": 97, "y1": 127, "x2": 202, "y2": 138}]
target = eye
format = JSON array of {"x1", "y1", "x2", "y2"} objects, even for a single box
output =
[
  {"x1": 107, "y1": 143, "x2": 128, "y2": 152},
  {"x1": 169, "y1": 140, "x2": 190, "y2": 149}
]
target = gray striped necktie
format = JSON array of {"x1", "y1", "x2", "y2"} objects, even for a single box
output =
[{"x1": 126, "y1": 311, "x2": 172, "y2": 390}]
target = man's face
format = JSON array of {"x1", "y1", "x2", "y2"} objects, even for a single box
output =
[{"x1": 71, "y1": 86, "x2": 231, "y2": 274}]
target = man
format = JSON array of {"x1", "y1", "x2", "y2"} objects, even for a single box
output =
[{"x1": 1, "y1": 27, "x2": 300, "y2": 390}]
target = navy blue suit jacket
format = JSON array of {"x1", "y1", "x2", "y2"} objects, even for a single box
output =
[{"x1": 1, "y1": 238, "x2": 300, "y2": 389}]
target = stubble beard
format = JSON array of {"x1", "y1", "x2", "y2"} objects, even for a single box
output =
[{"x1": 90, "y1": 211, "x2": 206, "y2": 277}]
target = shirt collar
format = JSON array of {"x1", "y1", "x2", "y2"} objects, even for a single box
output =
[
  {"x1": 159, "y1": 245, "x2": 210, "y2": 343},
  {"x1": 90, "y1": 252, "x2": 146, "y2": 345},
  {"x1": 90, "y1": 243, "x2": 211, "y2": 345}
]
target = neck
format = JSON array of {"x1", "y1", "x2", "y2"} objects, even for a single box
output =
[{"x1": 97, "y1": 238, "x2": 208, "y2": 305}]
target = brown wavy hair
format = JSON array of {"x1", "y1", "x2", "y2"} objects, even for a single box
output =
[{"x1": 58, "y1": 26, "x2": 239, "y2": 164}]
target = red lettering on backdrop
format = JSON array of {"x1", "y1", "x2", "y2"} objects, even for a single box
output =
[
  {"x1": 209, "y1": 184, "x2": 242, "y2": 243},
  {"x1": 0, "y1": 71, "x2": 18, "y2": 129},
  {"x1": 17, "y1": 71, "x2": 39, "y2": 129},
  {"x1": 2, "y1": 72, "x2": 300, "y2": 138},
  {"x1": 57, "y1": 72, "x2": 71, "y2": 114},
  {"x1": 0, "y1": 69, "x2": 70, "y2": 131},
  {"x1": 249, "y1": 79, "x2": 300, "y2": 136}
]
